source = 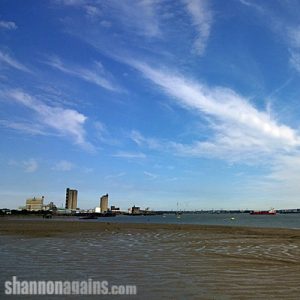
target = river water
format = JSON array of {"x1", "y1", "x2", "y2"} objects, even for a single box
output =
[
  {"x1": 93, "y1": 212, "x2": 300, "y2": 229},
  {"x1": 1, "y1": 214, "x2": 300, "y2": 299}
]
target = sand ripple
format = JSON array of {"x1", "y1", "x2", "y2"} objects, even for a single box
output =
[{"x1": 1, "y1": 226, "x2": 300, "y2": 299}]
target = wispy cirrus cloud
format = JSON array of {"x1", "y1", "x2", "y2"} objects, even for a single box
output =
[
  {"x1": 9, "y1": 158, "x2": 39, "y2": 173},
  {"x1": 3, "y1": 89, "x2": 93, "y2": 150},
  {"x1": 0, "y1": 50, "x2": 31, "y2": 73},
  {"x1": 107, "y1": 0, "x2": 161, "y2": 38},
  {"x1": 238, "y1": 1, "x2": 300, "y2": 75},
  {"x1": 44, "y1": 55, "x2": 120, "y2": 92},
  {"x1": 183, "y1": 0, "x2": 213, "y2": 55},
  {"x1": 0, "y1": 120, "x2": 47, "y2": 135},
  {"x1": 94, "y1": 121, "x2": 120, "y2": 146},
  {"x1": 287, "y1": 26, "x2": 300, "y2": 73},
  {"x1": 105, "y1": 172, "x2": 126, "y2": 180},
  {"x1": 0, "y1": 20, "x2": 17, "y2": 30},
  {"x1": 57, "y1": 0, "x2": 161, "y2": 37},
  {"x1": 55, "y1": 0, "x2": 101, "y2": 19},
  {"x1": 23, "y1": 159, "x2": 39, "y2": 173},
  {"x1": 52, "y1": 160, "x2": 74, "y2": 171},
  {"x1": 128, "y1": 60, "x2": 300, "y2": 162},
  {"x1": 112, "y1": 151, "x2": 146, "y2": 159},
  {"x1": 144, "y1": 171, "x2": 158, "y2": 179}
]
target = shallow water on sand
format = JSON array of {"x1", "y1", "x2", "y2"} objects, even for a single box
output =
[{"x1": 1, "y1": 228, "x2": 300, "y2": 299}]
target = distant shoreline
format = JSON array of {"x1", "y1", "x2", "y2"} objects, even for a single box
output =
[{"x1": 1, "y1": 218, "x2": 300, "y2": 238}]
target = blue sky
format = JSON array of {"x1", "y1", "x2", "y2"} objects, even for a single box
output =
[{"x1": 1, "y1": 0, "x2": 300, "y2": 210}]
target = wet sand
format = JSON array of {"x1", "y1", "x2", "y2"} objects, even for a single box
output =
[
  {"x1": 2, "y1": 217, "x2": 300, "y2": 237},
  {"x1": 1, "y1": 218, "x2": 300, "y2": 299}
]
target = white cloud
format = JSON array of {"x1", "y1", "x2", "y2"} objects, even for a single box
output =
[
  {"x1": 94, "y1": 121, "x2": 120, "y2": 146},
  {"x1": 45, "y1": 55, "x2": 119, "y2": 92},
  {"x1": 23, "y1": 159, "x2": 38, "y2": 173},
  {"x1": 130, "y1": 130, "x2": 160, "y2": 149},
  {"x1": 0, "y1": 50, "x2": 31, "y2": 73},
  {"x1": 84, "y1": 5, "x2": 101, "y2": 18},
  {"x1": 5, "y1": 89, "x2": 93, "y2": 150},
  {"x1": 144, "y1": 171, "x2": 158, "y2": 179},
  {"x1": 289, "y1": 50, "x2": 300, "y2": 73},
  {"x1": 0, "y1": 21, "x2": 17, "y2": 30},
  {"x1": 52, "y1": 160, "x2": 74, "y2": 171},
  {"x1": 93, "y1": 0, "x2": 161, "y2": 38},
  {"x1": 288, "y1": 26, "x2": 300, "y2": 48},
  {"x1": 100, "y1": 20, "x2": 111, "y2": 28},
  {"x1": 8, "y1": 158, "x2": 39, "y2": 173},
  {"x1": 55, "y1": 0, "x2": 86, "y2": 6},
  {"x1": 0, "y1": 120, "x2": 47, "y2": 135},
  {"x1": 128, "y1": 61, "x2": 300, "y2": 162},
  {"x1": 249, "y1": 153, "x2": 300, "y2": 206},
  {"x1": 183, "y1": 0, "x2": 213, "y2": 55},
  {"x1": 112, "y1": 151, "x2": 146, "y2": 159},
  {"x1": 57, "y1": 0, "x2": 161, "y2": 37},
  {"x1": 239, "y1": 0, "x2": 264, "y2": 13},
  {"x1": 105, "y1": 172, "x2": 126, "y2": 179}
]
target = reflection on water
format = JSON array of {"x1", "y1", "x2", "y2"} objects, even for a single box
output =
[{"x1": 1, "y1": 228, "x2": 300, "y2": 299}]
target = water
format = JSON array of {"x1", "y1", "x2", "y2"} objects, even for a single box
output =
[
  {"x1": 1, "y1": 228, "x2": 300, "y2": 299},
  {"x1": 1, "y1": 214, "x2": 300, "y2": 299},
  {"x1": 8, "y1": 213, "x2": 300, "y2": 229},
  {"x1": 91, "y1": 213, "x2": 300, "y2": 229}
]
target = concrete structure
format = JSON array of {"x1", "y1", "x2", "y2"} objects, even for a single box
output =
[
  {"x1": 111, "y1": 205, "x2": 120, "y2": 211},
  {"x1": 44, "y1": 202, "x2": 57, "y2": 211},
  {"x1": 131, "y1": 205, "x2": 140, "y2": 215},
  {"x1": 65, "y1": 188, "x2": 78, "y2": 210},
  {"x1": 26, "y1": 196, "x2": 44, "y2": 211},
  {"x1": 100, "y1": 194, "x2": 108, "y2": 213}
]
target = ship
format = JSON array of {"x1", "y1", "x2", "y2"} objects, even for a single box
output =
[{"x1": 250, "y1": 209, "x2": 276, "y2": 215}]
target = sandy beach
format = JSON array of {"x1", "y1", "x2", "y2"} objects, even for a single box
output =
[{"x1": 1, "y1": 218, "x2": 300, "y2": 299}]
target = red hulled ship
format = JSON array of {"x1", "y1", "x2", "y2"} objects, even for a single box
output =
[{"x1": 250, "y1": 209, "x2": 276, "y2": 215}]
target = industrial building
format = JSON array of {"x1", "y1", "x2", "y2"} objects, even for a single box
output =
[
  {"x1": 65, "y1": 188, "x2": 78, "y2": 210},
  {"x1": 26, "y1": 196, "x2": 44, "y2": 211},
  {"x1": 100, "y1": 194, "x2": 108, "y2": 213},
  {"x1": 131, "y1": 205, "x2": 141, "y2": 215}
]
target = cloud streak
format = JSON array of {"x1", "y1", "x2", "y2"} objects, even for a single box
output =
[
  {"x1": 128, "y1": 60, "x2": 300, "y2": 161},
  {"x1": 23, "y1": 159, "x2": 38, "y2": 173},
  {"x1": 44, "y1": 56, "x2": 120, "y2": 92},
  {"x1": 112, "y1": 151, "x2": 146, "y2": 159},
  {"x1": 4, "y1": 89, "x2": 93, "y2": 150},
  {"x1": 0, "y1": 50, "x2": 31, "y2": 73},
  {"x1": 183, "y1": 0, "x2": 213, "y2": 55},
  {"x1": 0, "y1": 21, "x2": 17, "y2": 30},
  {"x1": 57, "y1": 0, "x2": 161, "y2": 38},
  {"x1": 52, "y1": 160, "x2": 74, "y2": 171}
]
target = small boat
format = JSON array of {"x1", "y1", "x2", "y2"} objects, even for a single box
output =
[{"x1": 250, "y1": 209, "x2": 276, "y2": 215}]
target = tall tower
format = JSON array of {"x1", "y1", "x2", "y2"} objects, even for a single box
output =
[
  {"x1": 100, "y1": 194, "x2": 108, "y2": 213},
  {"x1": 65, "y1": 188, "x2": 78, "y2": 210}
]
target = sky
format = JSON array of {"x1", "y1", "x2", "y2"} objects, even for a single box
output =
[{"x1": 1, "y1": 0, "x2": 300, "y2": 210}]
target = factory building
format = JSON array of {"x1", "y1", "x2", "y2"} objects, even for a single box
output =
[
  {"x1": 65, "y1": 188, "x2": 78, "y2": 210},
  {"x1": 26, "y1": 196, "x2": 44, "y2": 211}
]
